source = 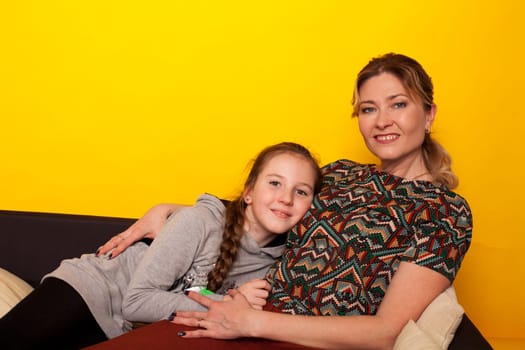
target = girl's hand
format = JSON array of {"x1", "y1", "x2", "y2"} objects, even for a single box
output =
[
  {"x1": 96, "y1": 204, "x2": 182, "y2": 258},
  {"x1": 236, "y1": 278, "x2": 271, "y2": 310}
]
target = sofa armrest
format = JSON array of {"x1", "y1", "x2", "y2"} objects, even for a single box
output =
[
  {"x1": 0, "y1": 210, "x2": 135, "y2": 287},
  {"x1": 449, "y1": 314, "x2": 493, "y2": 349},
  {"x1": 84, "y1": 320, "x2": 322, "y2": 350},
  {"x1": 84, "y1": 317, "x2": 493, "y2": 350}
]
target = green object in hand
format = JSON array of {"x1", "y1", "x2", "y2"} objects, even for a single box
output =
[{"x1": 199, "y1": 288, "x2": 213, "y2": 295}]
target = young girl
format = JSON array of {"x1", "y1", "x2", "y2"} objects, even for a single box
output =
[{"x1": 0, "y1": 142, "x2": 322, "y2": 350}]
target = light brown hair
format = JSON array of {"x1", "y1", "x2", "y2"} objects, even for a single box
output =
[
  {"x1": 207, "y1": 142, "x2": 322, "y2": 292},
  {"x1": 352, "y1": 53, "x2": 458, "y2": 189}
]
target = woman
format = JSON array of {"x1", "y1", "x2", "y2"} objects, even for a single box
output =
[
  {"x1": 97, "y1": 53, "x2": 472, "y2": 349},
  {"x1": 0, "y1": 142, "x2": 322, "y2": 349}
]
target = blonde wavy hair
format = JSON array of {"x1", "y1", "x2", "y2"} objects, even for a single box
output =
[{"x1": 351, "y1": 53, "x2": 458, "y2": 189}]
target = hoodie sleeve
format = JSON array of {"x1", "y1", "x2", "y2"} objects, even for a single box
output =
[{"x1": 122, "y1": 194, "x2": 225, "y2": 322}]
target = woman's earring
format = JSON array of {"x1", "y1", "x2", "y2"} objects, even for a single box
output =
[
  {"x1": 244, "y1": 196, "x2": 252, "y2": 204},
  {"x1": 425, "y1": 128, "x2": 431, "y2": 134}
]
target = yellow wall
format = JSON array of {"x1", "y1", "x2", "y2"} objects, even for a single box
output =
[{"x1": 1, "y1": 0, "x2": 523, "y2": 341}]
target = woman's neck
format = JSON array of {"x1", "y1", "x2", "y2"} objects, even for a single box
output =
[{"x1": 379, "y1": 155, "x2": 431, "y2": 181}]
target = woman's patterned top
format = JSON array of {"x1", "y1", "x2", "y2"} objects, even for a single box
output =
[{"x1": 266, "y1": 159, "x2": 472, "y2": 316}]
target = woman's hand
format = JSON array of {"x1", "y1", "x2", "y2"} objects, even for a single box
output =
[
  {"x1": 96, "y1": 203, "x2": 183, "y2": 258},
  {"x1": 233, "y1": 279, "x2": 270, "y2": 310},
  {"x1": 172, "y1": 289, "x2": 256, "y2": 339}
]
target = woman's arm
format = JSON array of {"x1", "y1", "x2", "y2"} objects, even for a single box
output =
[
  {"x1": 97, "y1": 203, "x2": 186, "y2": 258},
  {"x1": 173, "y1": 262, "x2": 450, "y2": 350}
]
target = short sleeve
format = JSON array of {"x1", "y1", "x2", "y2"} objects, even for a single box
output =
[{"x1": 401, "y1": 194, "x2": 472, "y2": 281}]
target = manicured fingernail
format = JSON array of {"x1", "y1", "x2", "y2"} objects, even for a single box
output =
[
  {"x1": 184, "y1": 290, "x2": 189, "y2": 296},
  {"x1": 167, "y1": 312, "x2": 176, "y2": 321},
  {"x1": 177, "y1": 331, "x2": 186, "y2": 337},
  {"x1": 95, "y1": 247, "x2": 101, "y2": 255}
]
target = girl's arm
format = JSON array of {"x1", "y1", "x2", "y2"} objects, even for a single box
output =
[
  {"x1": 173, "y1": 262, "x2": 450, "y2": 350},
  {"x1": 97, "y1": 203, "x2": 186, "y2": 258},
  {"x1": 122, "y1": 199, "x2": 224, "y2": 322}
]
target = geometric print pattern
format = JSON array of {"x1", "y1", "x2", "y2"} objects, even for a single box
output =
[{"x1": 266, "y1": 160, "x2": 472, "y2": 316}]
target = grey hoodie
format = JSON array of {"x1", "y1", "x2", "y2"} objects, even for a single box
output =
[{"x1": 45, "y1": 194, "x2": 285, "y2": 338}]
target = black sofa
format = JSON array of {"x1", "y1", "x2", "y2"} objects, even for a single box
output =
[{"x1": 0, "y1": 210, "x2": 493, "y2": 349}]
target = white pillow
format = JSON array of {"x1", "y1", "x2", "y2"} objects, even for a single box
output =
[
  {"x1": 394, "y1": 286, "x2": 464, "y2": 350},
  {"x1": 394, "y1": 320, "x2": 441, "y2": 349},
  {"x1": 0, "y1": 268, "x2": 34, "y2": 317}
]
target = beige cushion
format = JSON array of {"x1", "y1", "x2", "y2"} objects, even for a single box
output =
[
  {"x1": 0, "y1": 268, "x2": 34, "y2": 317},
  {"x1": 394, "y1": 320, "x2": 441, "y2": 349},
  {"x1": 394, "y1": 286, "x2": 464, "y2": 350}
]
